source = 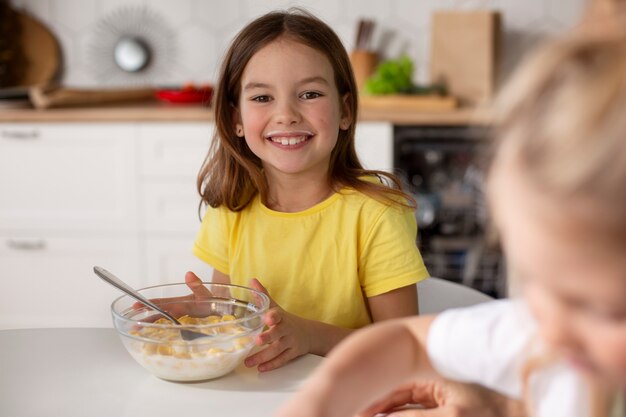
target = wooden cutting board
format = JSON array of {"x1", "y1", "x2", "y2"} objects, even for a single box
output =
[
  {"x1": 29, "y1": 85, "x2": 157, "y2": 109},
  {"x1": 360, "y1": 94, "x2": 458, "y2": 112},
  {"x1": 17, "y1": 11, "x2": 61, "y2": 87}
]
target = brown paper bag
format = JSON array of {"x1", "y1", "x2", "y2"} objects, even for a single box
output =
[{"x1": 430, "y1": 11, "x2": 501, "y2": 106}]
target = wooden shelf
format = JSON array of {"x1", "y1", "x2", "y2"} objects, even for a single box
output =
[{"x1": 0, "y1": 101, "x2": 493, "y2": 125}]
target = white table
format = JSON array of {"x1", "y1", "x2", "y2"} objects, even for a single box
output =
[{"x1": 0, "y1": 328, "x2": 323, "y2": 417}]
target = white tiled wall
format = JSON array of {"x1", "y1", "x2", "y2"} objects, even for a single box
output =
[{"x1": 10, "y1": 0, "x2": 587, "y2": 88}]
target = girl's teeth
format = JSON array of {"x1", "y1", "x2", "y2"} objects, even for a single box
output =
[{"x1": 271, "y1": 136, "x2": 307, "y2": 146}]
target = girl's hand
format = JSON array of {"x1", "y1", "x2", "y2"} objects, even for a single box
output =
[
  {"x1": 132, "y1": 271, "x2": 213, "y2": 320},
  {"x1": 357, "y1": 379, "x2": 525, "y2": 417},
  {"x1": 244, "y1": 278, "x2": 312, "y2": 372}
]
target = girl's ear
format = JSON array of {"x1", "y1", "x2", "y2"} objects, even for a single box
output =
[
  {"x1": 232, "y1": 107, "x2": 244, "y2": 137},
  {"x1": 339, "y1": 93, "x2": 352, "y2": 131}
]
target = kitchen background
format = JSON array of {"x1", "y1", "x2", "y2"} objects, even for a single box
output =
[
  {"x1": 10, "y1": 0, "x2": 587, "y2": 88},
  {"x1": 1, "y1": 0, "x2": 589, "y2": 328}
]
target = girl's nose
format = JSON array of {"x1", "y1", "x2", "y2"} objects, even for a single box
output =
[{"x1": 274, "y1": 100, "x2": 301, "y2": 125}]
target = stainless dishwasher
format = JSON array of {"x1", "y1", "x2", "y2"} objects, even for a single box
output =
[{"x1": 394, "y1": 125, "x2": 506, "y2": 298}]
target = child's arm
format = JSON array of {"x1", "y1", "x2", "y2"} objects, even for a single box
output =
[
  {"x1": 245, "y1": 281, "x2": 419, "y2": 372},
  {"x1": 273, "y1": 315, "x2": 437, "y2": 417},
  {"x1": 368, "y1": 283, "x2": 419, "y2": 320}
]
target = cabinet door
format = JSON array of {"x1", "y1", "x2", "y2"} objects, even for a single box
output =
[
  {"x1": 0, "y1": 235, "x2": 142, "y2": 329},
  {"x1": 138, "y1": 122, "x2": 214, "y2": 179},
  {"x1": 0, "y1": 123, "x2": 138, "y2": 233},
  {"x1": 138, "y1": 123, "x2": 213, "y2": 234},
  {"x1": 144, "y1": 237, "x2": 214, "y2": 285},
  {"x1": 355, "y1": 122, "x2": 394, "y2": 173}
]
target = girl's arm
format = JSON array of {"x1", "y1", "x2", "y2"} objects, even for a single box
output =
[
  {"x1": 246, "y1": 281, "x2": 420, "y2": 372},
  {"x1": 274, "y1": 315, "x2": 437, "y2": 417},
  {"x1": 368, "y1": 283, "x2": 419, "y2": 320},
  {"x1": 245, "y1": 281, "x2": 421, "y2": 372}
]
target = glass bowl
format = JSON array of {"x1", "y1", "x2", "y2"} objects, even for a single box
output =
[{"x1": 111, "y1": 282, "x2": 269, "y2": 382}]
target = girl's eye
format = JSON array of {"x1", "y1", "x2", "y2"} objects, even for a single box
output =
[
  {"x1": 252, "y1": 95, "x2": 271, "y2": 103},
  {"x1": 301, "y1": 91, "x2": 322, "y2": 100}
]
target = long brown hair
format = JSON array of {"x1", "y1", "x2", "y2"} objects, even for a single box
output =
[{"x1": 197, "y1": 8, "x2": 414, "y2": 212}]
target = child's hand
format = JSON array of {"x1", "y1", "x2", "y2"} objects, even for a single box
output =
[
  {"x1": 357, "y1": 379, "x2": 525, "y2": 417},
  {"x1": 244, "y1": 278, "x2": 311, "y2": 372},
  {"x1": 132, "y1": 271, "x2": 213, "y2": 320}
]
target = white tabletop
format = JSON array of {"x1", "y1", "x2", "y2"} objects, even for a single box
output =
[{"x1": 0, "y1": 328, "x2": 323, "y2": 417}]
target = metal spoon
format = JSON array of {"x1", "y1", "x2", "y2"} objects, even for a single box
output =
[{"x1": 93, "y1": 266, "x2": 209, "y2": 341}]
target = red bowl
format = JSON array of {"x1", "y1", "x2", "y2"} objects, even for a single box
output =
[{"x1": 155, "y1": 87, "x2": 214, "y2": 105}]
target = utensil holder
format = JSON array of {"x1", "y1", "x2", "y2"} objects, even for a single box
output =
[{"x1": 350, "y1": 50, "x2": 378, "y2": 91}]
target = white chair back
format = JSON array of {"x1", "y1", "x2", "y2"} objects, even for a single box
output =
[{"x1": 417, "y1": 277, "x2": 494, "y2": 315}]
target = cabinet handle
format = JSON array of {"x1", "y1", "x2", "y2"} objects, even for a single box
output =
[
  {"x1": 6, "y1": 239, "x2": 47, "y2": 250},
  {"x1": 1, "y1": 129, "x2": 40, "y2": 140}
]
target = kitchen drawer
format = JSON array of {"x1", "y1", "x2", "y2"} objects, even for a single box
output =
[
  {"x1": 143, "y1": 237, "x2": 214, "y2": 285},
  {"x1": 0, "y1": 234, "x2": 142, "y2": 329},
  {"x1": 141, "y1": 181, "x2": 202, "y2": 233},
  {"x1": 138, "y1": 122, "x2": 214, "y2": 178},
  {"x1": 0, "y1": 123, "x2": 138, "y2": 233}
]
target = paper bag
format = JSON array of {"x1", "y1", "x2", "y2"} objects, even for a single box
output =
[{"x1": 430, "y1": 11, "x2": 501, "y2": 106}]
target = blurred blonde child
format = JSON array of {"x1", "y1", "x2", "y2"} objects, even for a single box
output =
[
  {"x1": 187, "y1": 9, "x2": 428, "y2": 373},
  {"x1": 274, "y1": 3, "x2": 626, "y2": 417}
]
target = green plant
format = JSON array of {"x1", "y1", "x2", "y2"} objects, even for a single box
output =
[
  {"x1": 363, "y1": 55, "x2": 414, "y2": 95},
  {"x1": 362, "y1": 55, "x2": 448, "y2": 96}
]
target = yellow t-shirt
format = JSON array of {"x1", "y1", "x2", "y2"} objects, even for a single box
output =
[{"x1": 192, "y1": 188, "x2": 429, "y2": 329}]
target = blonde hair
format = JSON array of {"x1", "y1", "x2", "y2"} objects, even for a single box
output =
[
  {"x1": 491, "y1": 11, "x2": 626, "y2": 247},
  {"x1": 491, "y1": 2, "x2": 626, "y2": 415}
]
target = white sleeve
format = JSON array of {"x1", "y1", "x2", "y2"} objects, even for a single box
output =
[
  {"x1": 426, "y1": 299, "x2": 591, "y2": 417},
  {"x1": 426, "y1": 299, "x2": 533, "y2": 399}
]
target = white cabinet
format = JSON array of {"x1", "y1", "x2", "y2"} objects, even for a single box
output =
[
  {"x1": 0, "y1": 235, "x2": 141, "y2": 328},
  {"x1": 138, "y1": 123, "x2": 215, "y2": 283},
  {"x1": 0, "y1": 122, "x2": 215, "y2": 329},
  {"x1": 0, "y1": 123, "x2": 142, "y2": 329},
  {"x1": 144, "y1": 237, "x2": 214, "y2": 284},
  {"x1": 0, "y1": 124, "x2": 138, "y2": 232},
  {"x1": 355, "y1": 121, "x2": 394, "y2": 173},
  {"x1": 0, "y1": 120, "x2": 391, "y2": 329}
]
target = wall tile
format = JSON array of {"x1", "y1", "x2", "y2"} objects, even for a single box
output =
[
  {"x1": 50, "y1": 0, "x2": 97, "y2": 33},
  {"x1": 499, "y1": 0, "x2": 549, "y2": 28},
  {"x1": 392, "y1": 0, "x2": 456, "y2": 29},
  {"x1": 547, "y1": 0, "x2": 588, "y2": 27},
  {"x1": 9, "y1": 0, "x2": 586, "y2": 88},
  {"x1": 11, "y1": 0, "x2": 53, "y2": 27},
  {"x1": 176, "y1": 24, "x2": 217, "y2": 84},
  {"x1": 192, "y1": 0, "x2": 242, "y2": 32},
  {"x1": 148, "y1": 0, "x2": 193, "y2": 27}
]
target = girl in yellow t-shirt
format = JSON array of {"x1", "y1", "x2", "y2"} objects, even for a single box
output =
[
  {"x1": 189, "y1": 8, "x2": 428, "y2": 373},
  {"x1": 275, "y1": 2, "x2": 626, "y2": 417}
]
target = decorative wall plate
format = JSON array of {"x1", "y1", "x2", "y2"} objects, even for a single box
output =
[{"x1": 88, "y1": 6, "x2": 176, "y2": 86}]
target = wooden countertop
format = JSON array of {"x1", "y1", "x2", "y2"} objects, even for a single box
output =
[{"x1": 0, "y1": 101, "x2": 493, "y2": 125}]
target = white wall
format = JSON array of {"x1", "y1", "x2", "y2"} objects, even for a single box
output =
[{"x1": 10, "y1": 0, "x2": 587, "y2": 88}]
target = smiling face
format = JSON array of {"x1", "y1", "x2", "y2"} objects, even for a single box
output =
[
  {"x1": 489, "y1": 156, "x2": 626, "y2": 385},
  {"x1": 234, "y1": 37, "x2": 350, "y2": 184}
]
